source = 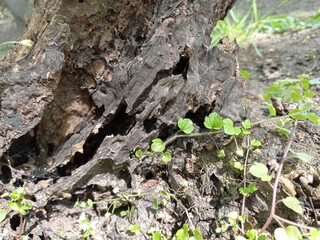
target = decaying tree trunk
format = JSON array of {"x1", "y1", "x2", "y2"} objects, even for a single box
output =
[{"x1": 0, "y1": 0, "x2": 246, "y2": 238}]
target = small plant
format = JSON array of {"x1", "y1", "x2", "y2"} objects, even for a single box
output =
[
  {"x1": 210, "y1": 0, "x2": 320, "y2": 56},
  {"x1": 135, "y1": 74, "x2": 319, "y2": 239},
  {"x1": 1, "y1": 186, "x2": 32, "y2": 240}
]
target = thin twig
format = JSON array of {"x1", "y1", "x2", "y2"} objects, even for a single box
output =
[
  {"x1": 241, "y1": 136, "x2": 251, "y2": 231},
  {"x1": 171, "y1": 195, "x2": 195, "y2": 231},
  {"x1": 273, "y1": 215, "x2": 314, "y2": 230},
  {"x1": 309, "y1": 197, "x2": 318, "y2": 223},
  {"x1": 258, "y1": 121, "x2": 298, "y2": 235}
]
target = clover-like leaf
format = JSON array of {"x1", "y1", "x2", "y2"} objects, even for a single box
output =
[
  {"x1": 239, "y1": 184, "x2": 258, "y2": 196},
  {"x1": 246, "y1": 229, "x2": 258, "y2": 240},
  {"x1": 223, "y1": 118, "x2": 240, "y2": 135},
  {"x1": 249, "y1": 162, "x2": 272, "y2": 181},
  {"x1": 151, "y1": 138, "x2": 165, "y2": 152},
  {"x1": 176, "y1": 224, "x2": 189, "y2": 240},
  {"x1": 161, "y1": 152, "x2": 172, "y2": 163},
  {"x1": 242, "y1": 119, "x2": 252, "y2": 129},
  {"x1": 217, "y1": 149, "x2": 225, "y2": 158},
  {"x1": 282, "y1": 197, "x2": 303, "y2": 214},
  {"x1": 129, "y1": 223, "x2": 139, "y2": 233},
  {"x1": 152, "y1": 232, "x2": 162, "y2": 240},
  {"x1": 135, "y1": 149, "x2": 142, "y2": 158},
  {"x1": 178, "y1": 118, "x2": 194, "y2": 134},
  {"x1": 204, "y1": 112, "x2": 223, "y2": 130},
  {"x1": 274, "y1": 226, "x2": 302, "y2": 240},
  {"x1": 193, "y1": 229, "x2": 203, "y2": 240}
]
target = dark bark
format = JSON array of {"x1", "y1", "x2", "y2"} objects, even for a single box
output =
[{"x1": 0, "y1": 0, "x2": 245, "y2": 238}]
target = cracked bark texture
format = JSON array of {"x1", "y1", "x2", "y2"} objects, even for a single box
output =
[{"x1": 0, "y1": 0, "x2": 247, "y2": 238}]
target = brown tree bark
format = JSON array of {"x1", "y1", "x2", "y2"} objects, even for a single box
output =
[{"x1": 0, "y1": 0, "x2": 245, "y2": 238}]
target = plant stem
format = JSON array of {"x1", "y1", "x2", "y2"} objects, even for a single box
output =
[
  {"x1": 258, "y1": 120, "x2": 298, "y2": 235},
  {"x1": 171, "y1": 195, "x2": 195, "y2": 231},
  {"x1": 273, "y1": 215, "x2": 314, "y2": 230},
  {"x1": 241, "y1": 136, "x2": 251, "y2": 231},
  {"x1": 19, "y1": 214, "x2": 23, "y2": 240},
  {"x1": 163, "y1": 110, "x2": 307, "y2": 147}
]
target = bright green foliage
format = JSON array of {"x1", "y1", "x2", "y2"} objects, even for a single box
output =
[
  {"x1": 240, "y1": 70, "x2": 250, "y2": 81},
  {"x1": 151, "y1": 139, "x2": 165, "y2": 152},
  {"x1": 310, "y1": 228, "x2": 320, "y2": 240},
  {"x1": 246, "y1": 229, "x2": 258, "y2": 239},
  {"x1": 152, "y1": 232, "x2": 162, "y2": 240},
  {"x1": 239, "y1": 184, "x2": 258, "y2": 196},
  {"x1": 276, "y1": 126, "x2": 291, "y2": 136},
  {"x1": 264, "y1": 102, "x2": 276, "y2": 116},
  {"x1": 153, "y1": 196, "x2": 158, "y2": 210},
  {"x1": 249, "y1": 162, "x2": 272, "y2": 181},
  {"x1": 178, "y1": 118, "x2": 194, "y2": 134},
  {"x1": 264, "y1": 75, "x2": 317, "y2": 104},
  {"x1": 282, "y1": 197, "x2": 303, "y2": 214},
  {"x1": 230, "y1": 157, "x2": 243, "y2": 170},
  {"x1": 161, "y1": 152, "x2": 172, "y2": 163},
  {"x1": 210, "y1": 0, "x2": 293, "y2": 55},
  {"x1": 176, "y1": 224, "x2": 189, "y2": 240},
  {"x1": 1, "y1": 187, "x2": 32, "y2": 215},
  {"x1": 274, "y1": 226, "x2": 302, "y2": 240},
  {"x1": 242, "y1": 119, "x2": 252, "y2": 129},
  {"x1": 250, "y1": 139, "x2": 261, "y2": 147},
  {"x1": 289, "y1": 109, "x2": 307, "y2": 121},
  {"x1": 217, "y1": 149, "x2": 225, "y2": 158},
  {"x1": 193, "y1": 229, "x2": 203, "y2": 240},
  {"x1": 135, "y1": 149, "x2": 142, "y2": 158},
  {"x1": 223, "y1": 118, "x2": 241, "y2": 135},
  {"x1": 0, "y1": 210, "x2": 6, "y2": 223},
  {"x1": 306, "y1": 112, "x2": 320, "y2": 125},
  {"x1": 129, "y1": 223, "x2": 138, "y2": 233},
  {"x1": 204, "y1": 112, "x2": 224, "y2": 130}
]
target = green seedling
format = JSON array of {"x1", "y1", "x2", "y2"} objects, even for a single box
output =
[
  {"x1": 78, "y1": 212, "x2": 95, "y2": 239},
  {"x1": 135, "y1": 73, "x2": 319, "y2": 239},
  {"x1": 1, "y1": 187, "x2": 32, "y2": 240}
]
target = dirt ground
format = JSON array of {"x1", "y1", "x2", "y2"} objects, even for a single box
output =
[{"x1": 0, "y1": 1, "x2": 320, "y2": 240}]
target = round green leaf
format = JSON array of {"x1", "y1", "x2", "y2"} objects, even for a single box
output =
[
  {"x1": 161, "y1": 152, "x2": 172, "y2": 163},
  {"x1": 282, "y1": 197, "x2": 303, "y2": 214},
  {"x1": 151, "y1": 138, "x2": 165, "y2": 152},
  {"x1": 204, "y1": 112, "x2": 223, "y2": 130},
  {"x1": 152, "y1": 232, "x2": 162, "y2": 240},
  {"x1": 178, "y1": 118, "x2": 194, "y2": 134},
  {"x1": 135, "y1": 149, "x2": 142, "y2": 158},
  {"x1": 249, "y1": 162, "x2": 272, "y2": 181}
]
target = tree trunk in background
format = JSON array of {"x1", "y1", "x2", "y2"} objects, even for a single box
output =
[{"x1": 0, "y1": 0, "x2": 244, "y2": 238}]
